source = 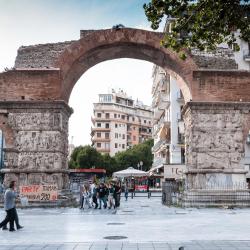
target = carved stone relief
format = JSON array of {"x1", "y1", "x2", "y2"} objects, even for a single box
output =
[
  {"x1": 8, "y1": 113, "x2": 62, "y2": 130},
  {"x1": 15, "y1": 131, "x2": 66, "y2": 152},
  {"x1": 184, "y1": 104, "x2": 246, "y2": 171},
  {"x1": 18, "y1": 152, "x2": 66, "y2": 170}
]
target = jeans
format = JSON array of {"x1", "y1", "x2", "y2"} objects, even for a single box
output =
[
  {"x1": 0, "y1": 208, "x2": 15, "y2": 230},
  {"x1": 98, "y1": 197, "x2": 107, "y2": 209}
]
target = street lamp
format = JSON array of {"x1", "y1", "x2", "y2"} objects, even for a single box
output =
[{"x1": 140, "y1": 161, "x2": 143, "y2": 171}]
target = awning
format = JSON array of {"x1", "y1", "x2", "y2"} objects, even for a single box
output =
[{"x1": 113, "y1": 167, "x2": 148, "y2": 178}]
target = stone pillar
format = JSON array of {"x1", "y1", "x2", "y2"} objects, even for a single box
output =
[
  {"x1": 0, "y1": 101, "x2": 72, "y2": 190},
  {"x1": 183, "y1": 102, "x2": 250, "y2": 207}
]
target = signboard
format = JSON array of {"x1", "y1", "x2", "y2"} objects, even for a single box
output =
[
  {"x1": 135, "y1": 185, "x2": 148, "y2": 192},
  {"x1": 20, "y1": 184, "x2": 58, "y2": 201}
]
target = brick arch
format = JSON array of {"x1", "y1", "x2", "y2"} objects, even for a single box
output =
[{"x1": 54, "y1": 28, "x2": 199, "y2": 103}]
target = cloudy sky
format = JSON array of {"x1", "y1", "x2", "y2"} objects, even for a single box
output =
[{"x1": 0, "y1": 0, "x2": 164, "y2": 146}]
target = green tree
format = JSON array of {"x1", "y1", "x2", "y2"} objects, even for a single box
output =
[
  {"x1": 69, "y1": 145, "x2": 103, "y2": 169},
  {"x1": 114, "y1": 139, "x2": 154, "y2": 171},
  {"x1": 144, "y1": 0, "x2": 250, "y2": 58},
  {"x1": 101, "y1": 153, "x2": 118, "y2": 176}
]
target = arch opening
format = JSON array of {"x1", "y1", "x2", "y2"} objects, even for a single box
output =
[{"x1": 55, "y1": 29, "x2": 196, "y2": 103}]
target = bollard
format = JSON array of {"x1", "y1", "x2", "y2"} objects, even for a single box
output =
[{"x1": 131, "y1": 192, "x2": 133, "y2": 199}]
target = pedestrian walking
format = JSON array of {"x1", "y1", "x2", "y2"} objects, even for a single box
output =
[
  {"x1": 90, "y1": 182, "x2": 98, "y2": 209},
  {"x1": 113, "y1": 182, "x2": 121, "y2": 208},
  {"x1": 124, "y1": 185, "x2": 129, "y2": 201},
  {"x1": 81, "y1": 184, "x2": 91, "y2": 209},
  {"x1": 96, "y1": 183, "x2": 107, "y2": 209},
  {"x1": 0, "y1": 181, "x2": 23, "y2": 231},
  {"x1": 107, "y1": 183, "x2": 115, "y2": 209},
  {"x1": 79, "y1": 184, "x2": 84, "y2": 209}
]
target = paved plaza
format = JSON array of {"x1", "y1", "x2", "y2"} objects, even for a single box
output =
[{"x1": 0, "y1": 194, "x2": 250, "y2": 249}]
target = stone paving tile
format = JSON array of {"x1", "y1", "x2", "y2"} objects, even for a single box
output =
[{"x1": 4, "y1": 242, "x2": 250, "y2": 250}]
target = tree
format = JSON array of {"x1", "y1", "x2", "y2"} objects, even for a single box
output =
[
  {"x1": 144, "y1": 0, "x2": 250, "y2": 58},
  {"x1": 69, "y1": 145, "x2": 103, "y2": 169},
  {"x1": 101, "y1": 153, "x2": 118, "y2": 176},
  {"x1": 68, "y1": 140, "x2": 154, "y2": 175},
  {"x1": 114, "y1": 139, "x2": 154, "y2": 171}
]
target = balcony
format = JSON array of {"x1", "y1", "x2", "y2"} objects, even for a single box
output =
[
  {"x1": 153, "y1": 106, "x2": 165, "y2": 121},
  {"x1": 152, "y1": 139, "x2": 168, "y2": 153},
  {"x1": 152, "y1": 92, "x2": 169, "y2": 109},
  {"x1": 153, "y1": 121, "x2": 170, "y2": 139},
  {"x1": 152, "y1": 157, "x2": 167, "y2": 168},
  {"x1": 91, "y1": 127, "x2": 110, "y2": 132},
  {"x1": 91, "y1": 137, "x2": 110, "y2": 142},
  {"x1": 98, "y1": 148, "x2": 110, "y2": 153}
]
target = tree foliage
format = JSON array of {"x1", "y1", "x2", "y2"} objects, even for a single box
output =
[
  {"x1": 68, "y1": 139, "x2": 154, "y2": 175},
  {"x1": 144, "y1": 0, "x2": 250, "y2": 56}
]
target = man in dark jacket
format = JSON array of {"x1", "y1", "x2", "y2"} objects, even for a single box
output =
[{"x1": 96, "y1": 183, "x2": 107, "y2": 209}]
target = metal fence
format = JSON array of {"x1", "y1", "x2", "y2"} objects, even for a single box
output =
[{"x1": 162, "y1": 181, "x2": 250, "y2": 207}]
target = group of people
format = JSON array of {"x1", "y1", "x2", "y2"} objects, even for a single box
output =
[
  {"x1": 0, "y1": 181, "x2": 23, "y2": 232},
  {"x1": 80, "y1": 182, "x2": 127, "y2": 210}
]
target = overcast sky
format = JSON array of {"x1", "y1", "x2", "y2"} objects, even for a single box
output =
[{"x1": 0, "y1": 0, "x2": 164, "y2": 146}]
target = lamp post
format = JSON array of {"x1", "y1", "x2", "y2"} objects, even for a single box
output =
[{"x1": 140, "y1": 161, "x2": 143, "y2": 171}]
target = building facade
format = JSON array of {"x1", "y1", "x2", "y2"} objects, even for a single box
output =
[
  {"x1": 150, "y1": 65, "x2": 185, "y2": 184},
  {"x1": 91, "y1": 90, "x2": 153, "y2": 156}
]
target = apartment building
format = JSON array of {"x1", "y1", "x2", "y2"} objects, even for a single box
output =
[
  {"x1": 150, "y1": 65, "x2": 185, "y2": 184},
  {"x1": 91, "y1": 90, "x2": 153, "y2": 156}
]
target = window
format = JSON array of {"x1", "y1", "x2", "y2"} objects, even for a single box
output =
[
  {"x1": 97, "y1": 143, "x2": 101, "y2": 148},
  {"x1": 122, "y1": 144, "x2": 125, "y2": 149},
  {"x1": 132, "y1": 117, "x2": 135, "y2": 122},
  {"x1": 105, "y1": 113, "x2": 110, "y2": 119},
  {"x1": 115, "y1": 133, "x2": 118, "y2": 138},
  {"x1": 115, "y1": 124, "x2": 118, "y2": 128},
  {"x1": 114, "y1": 114, "x2": 117, "y2": 118},
  {"x1": 133, "y1": 127, "x2": 136, "y2": 130},
  {"x1": 115, "y1": 143, "x2": 118, "y2": 148},
  {"x1": 97, "y1": 113, "x2": 101, "y2": 118},
  {"x1": 119, "y1": 134, "x2": 121, "y2": 138},
  {"x1": 149, "y1": 121, "x2": 151, "y2": 125},
  {"x1": 133, "y1": 136, "x2": 136, "y2": 141},
  {"x1": 119, "y1": 124, "x2": 121, "y2": 127},
  {"x1": 144, "y1": 120, "x2": 146, "y2": 124},
  {"x1": 97, "y1": 132, "x2": 101, "y2": 138},
  {"x1": 121, "y1": 115, "x2": 125, "y2": 120},
  {"x1": 105, "y1": 133, "x2": 109, "y2": 139},
  {"x1": 97, "y1": 123, "x2": 101, "y2": 127},
  {"x1": 122, "y1": 134, "x2": 125, "y2": 139},
  {"x1": 118, "y1": 114, "x2": 120, "y2": 118},
  {"x1": 105, "y1": 123, "x2": 109, "y2": 129},
  {"x1": 105, "y1": 143, "x2": 110, "y2": 150},
  {"x1": 119, "y1": 144, "x2": 121, "y2": 147}
]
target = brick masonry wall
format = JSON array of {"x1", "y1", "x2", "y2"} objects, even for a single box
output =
[
  {"x1": 14, "y1": 41, "x2": 75, "y2": 69},
  {"x1": 192, "y1": 70, "x2": 250, "y2": 102},
  {"x1": 0, "y1": 69, "x2": 61, "y2": 101}
]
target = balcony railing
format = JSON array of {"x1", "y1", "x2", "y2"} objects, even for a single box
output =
[
  {"x1": 152, "y1": 157, "x2": 167, "y2": 167},
  {"x1": 152, "y1": 140, "x2": 168, "y2": 153}
]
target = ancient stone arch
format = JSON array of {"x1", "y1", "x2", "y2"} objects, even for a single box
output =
[{"x1": 0, "y1": 28, "x2": 250, "y2": 205}]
